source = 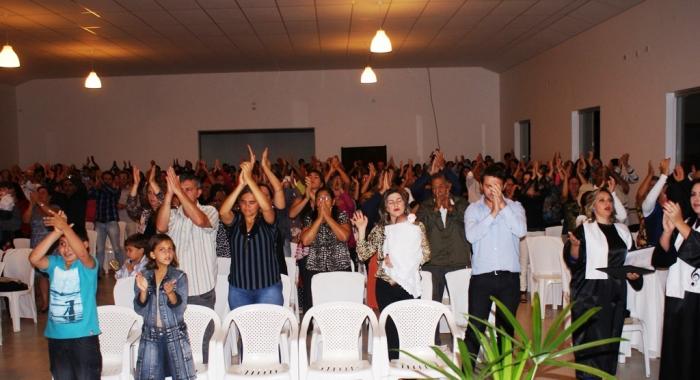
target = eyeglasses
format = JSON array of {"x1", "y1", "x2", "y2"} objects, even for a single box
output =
[{"x1": 317, "y1": 195, "x2": 332, "y2": 201}]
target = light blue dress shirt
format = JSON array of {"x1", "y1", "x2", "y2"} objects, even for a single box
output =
[{"x1": 464, "y1": 196, "x2": 527, "y2": 275}]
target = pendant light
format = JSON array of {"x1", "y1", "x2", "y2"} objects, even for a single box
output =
[
  {"x1": 0, "y1": 44, "x2": 20, "y2": 68},
  {"x1": 370, "y1": 29, "x2": 392, "y2": 53},
  {"x1": 360, "y1": 66, "x2": 377, "y2": 84},
  {"x1": 85, "y1": 70, "x2": 102, "y2": 88}
]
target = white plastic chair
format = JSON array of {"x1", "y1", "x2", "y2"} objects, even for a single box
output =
[
  {"x1": 184, "y1": 305, "x2": 223, "y2": 380},
  {"x1": 87, "y1": 229, "x2": 98, "y2": 259},
  {"x1": 220, "y1": 304, "x2": 299, "y2": 380},
  {"x1": 300, "y1": 302, "x2": 379, "y2": 380},
  {"x1": 619, "y1": 317, "x2": 650, "y2": 378},
  {"x1": 444, "y1": 268, "x2": 472, "y2": 335},
  {"x1": 12, "y1": 238, "x2": 30, "y2": 249},
  {"x1": 113, "y1": 276, "x2": 136, "y2": 308},
  {"x1": 0, "y1": 248, "x2": 37, "y2": 332},
  {"x1": 97, "y1": 305, "x2": 142, "y2": 380},
  {"x1": 85, "y1": 221, "x2": 95, "y2": 231},
  {"x1": 526, "y1": 236, "x2": 565, "y2": 318},
  {"x1": 377, "y1": 299, "x2": 460, "y2": 380},
  {"x1": 545, "y1": 225, "x2": 563, "y2": 237},
  {"x1": 419, "y1": 270, "x2": 432, "y2": 300},
  {"x1": 217, "y1": 257, "x2": 231, "y2": 277},
  {"x1": 311, "y1": 271, "x2": 364, "y2": 305},
  {"x1": 284, "y1": 257, "x2": 299, "y2": 318},
  {"x1": 0, "y1": 257, "x2": 4, "y2": 345}
]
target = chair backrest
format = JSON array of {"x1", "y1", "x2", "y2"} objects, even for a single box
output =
[
  {"x1": 545, "y1": 225, "x2": 563, "y2": 237},
  {"x1": 281, "y1": 274, "x2": 291, "y2": 308},
  {"x1": 301, "y1": 302, "x2": 378, "y2": 361},
  {"x1": 184, "y1": 305, "x2": 221, "y2": 364},
  {"x1": 2, "y1": 248, "x2": 34, "y2": 286},
  {"x1": 378, "y1": 299, "x2": 458, "y2": 361},
  {"x1": 113, "y1": 276, "x2": 136, "y2": 308},
  {"x1": 419, "y1": 270, "x2": 432, "y2": 300},
  {"x1": 444, "y1": 268, "x2": 472, "y2": 327},
  {"x1": 97, "y1": 305, "x2": 141, "y2": 361},
  {"x1": 214, "y1": 274, "x2": 230, "y2": 321},
  {"x1": 85, "y1": 221, "x2": 95, "y2": 231},
  {"x1": 118, "y1": 221, "x2": 127, "y2": 246},
  {"x1": 224, "y1": 304, "x2": 299, "y2": 366},
  {"x1": 87, "y1": 230, "x2": 97, "y2": 257},
  {"x1": 0, "y1": 261, "x2": 5, "y2": 276},
  {"x1": 285, "y1": 257, "x2": 297, "y2": 284},
  {"x1": 526, "y1": 236, "x2": 564, "y2": 276},
  {"x1": 311, "y1": 271, "x2": 365, "y2": 305},
  {"x1": 217, "y1": 257, "x2": 230, "y2": 277},
  {"x1": 12, "y1": 238, "x2": 30, "y2": 249}
]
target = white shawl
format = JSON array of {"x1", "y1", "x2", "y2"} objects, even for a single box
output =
[
  {"x1": 383, "y1": 221, "x2": 424, "y2": 298},
  {"x1": 582, "y1": 221, "x2": 632, "y2": 280},
  {"x1": 665, "y1": 221, "x2": 700, "y2": 299}
]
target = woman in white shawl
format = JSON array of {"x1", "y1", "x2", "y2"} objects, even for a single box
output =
[
  {"x1": 352, "y1": 187, "x2": 431, "y2": 360},
  {"x1": 652, "y1": 178, "x2": 700, "y2": 379},
  {"x1": 564, "y1": 187, "x2": 643, "y2": 379}
]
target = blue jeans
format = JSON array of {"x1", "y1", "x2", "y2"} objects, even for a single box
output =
[
  {"x1": 228, "y1": 282, "x2": 283, "y2": 310},
  {"x1": 96, "y1": 221, "x2": 124, "y2": 270}
]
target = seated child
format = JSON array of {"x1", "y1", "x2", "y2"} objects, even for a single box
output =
[
  {"x1": 134, "y1": 233, "x2": 196, "y2": 380},
  {"x1": 28, "y1": 210, "x2": 102, "y2": 380},
  {"x1": 114, "y1": 233, "x2": 149, "y2": 279}
]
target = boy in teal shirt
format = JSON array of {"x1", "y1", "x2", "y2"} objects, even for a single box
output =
[{"x1": 29, "y1": 210, "x2": 102, "y2": 379}]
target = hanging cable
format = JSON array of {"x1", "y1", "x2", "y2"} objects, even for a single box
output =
[{"x1": 426, "y1": 68, "x2": 441, "y2": 150}]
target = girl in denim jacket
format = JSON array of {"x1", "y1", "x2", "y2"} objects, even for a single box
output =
[{"x1": 134, "y1": 234, "x2": 196, "y2": 380}]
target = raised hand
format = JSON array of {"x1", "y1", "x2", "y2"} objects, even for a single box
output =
[
  {"x1": 163, "y1": 279, "x2": 176, "y2": 295},
  {"x1": 262, "y1": 147, "x2": 271, "y2": 169},
  {"x1": 135, "y1": 273, "x2": 149, "y2": 292},
  {"x1": 647, "y1": 160, "x2": 654, "y2": 177},
  {"x1": 247, "y1": 145, "x2": 256, "y2": 164},
  {"x1": 132, "y1": 166, "x2": 141, "y2": 186},
  {"x1": 165, "y1": 167, "x2": 181, "y2": 196},
  {"x1": 673, "y1": 164, "x2": 685, "y2": 182},
  {"x1": 663, "y1": 201, "x2": 684, "y2": 226},
  {"x1": 351, "y1": 210, "x2": 368, "y2": 232},
  {"x1": 606, "y1": 176, "x2": 616, "y2": 191},
  {"x1": 43, "y1": 210, "x2": 70, "y2": 232},
  {"x1": 662, "y1": 212, "x2": 675, "y2": 232},
  {"x1": 659, "y1": 158, "x2": 671, "y2": 176}
]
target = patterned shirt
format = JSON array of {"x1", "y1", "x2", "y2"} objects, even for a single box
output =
[
  {"x1": 303, "y1": 210, "x2": 351, "y2": 272},
  {"x1": 90, "y1": 184, "x2": 120, "y2": 223},
  {"x1": 357, "y1": 222, "x2": 431, "y2": 284}
]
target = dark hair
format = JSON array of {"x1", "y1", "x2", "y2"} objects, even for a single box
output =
[
  {"x1": 146, "y1": 233, "x2": 179, "y2": 270},
  {"x1": 124, "y1": 233, "x2": 149, "y2": 251},
  {"x1": 311, "y1": 186, "x2": 340, "y2": 221},
  {"x1": 378, "y1": 187, "x2": 409, "y2": 226},
  {"x1": 178, "y1": 172, "x2": 201, "y2": 189},
  {"x1": 481, "y1": 164, "x2": 507, "y2": 182}
]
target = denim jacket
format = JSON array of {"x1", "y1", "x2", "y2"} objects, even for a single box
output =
[{"x1": 133, "y1": 267, "x2": 196, "y2": 380}]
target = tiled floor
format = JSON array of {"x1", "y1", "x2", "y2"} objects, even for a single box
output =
[{"x1": 0, "y1": 275, "x2": 659, "y2": 379}]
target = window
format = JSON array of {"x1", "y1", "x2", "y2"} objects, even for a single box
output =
[
  {"x1": 199, "y1": 128, "x2": 315, "y2": 164},
  {"x1": 675, "y1": 90, "x2": 700, "y2": 167},
  {"x1": 572, "y1": 107, "x2": 600, "y2": 159},
  {"x1": 514, "y1": 120, "x2": 531, "y2": 162}
]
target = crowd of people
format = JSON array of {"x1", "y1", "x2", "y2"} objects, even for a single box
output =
[{"x1": 1, "y1": 148, "x2": 699, "y2": 379}]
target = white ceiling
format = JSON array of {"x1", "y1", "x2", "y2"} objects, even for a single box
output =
[{"x1": 0, "y1": 0, "x2": 645, "y2": 84}]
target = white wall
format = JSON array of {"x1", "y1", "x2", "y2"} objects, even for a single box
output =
[
  {"x1": 500, "y1": 0, "x2": 700, "y2": 166},
  {"x1": 0, "y1": 84, "x2": 18, "y2": 169},
  {"x1": 15, "y1": 67, "x2": 499, "y2": 168}
]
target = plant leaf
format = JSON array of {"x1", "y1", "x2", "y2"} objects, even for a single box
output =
[
  {"x1": 543, "y1": 306, "x2": 602, "y2": 352},
  {"x1": 542, "y1": 359, "x2": 617, "y2": 379},
  {"x1": 531, "y1": 293, "x2": 543, "y2": 352}
]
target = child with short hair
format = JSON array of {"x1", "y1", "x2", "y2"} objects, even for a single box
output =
[
  {"x1": 28, "y1": 210, "x2": 102, "y2": 380},
  {"x1": 114, "y1": 233, "x2": 149, "y2": 279},
  {"x1": 134, "y1": 233, "x2": 196, "y2": 380}
]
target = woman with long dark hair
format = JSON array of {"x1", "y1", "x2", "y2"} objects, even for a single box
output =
[{"x1": 353, "y1": 187, "x2": 430, "y2": 359}]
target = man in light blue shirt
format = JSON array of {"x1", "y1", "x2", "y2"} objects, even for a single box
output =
[{"x1": 464, "y1": 164, "x2": 527, "y2": 357}]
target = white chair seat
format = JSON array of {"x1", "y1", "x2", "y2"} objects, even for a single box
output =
[
  {"x1": 526, "y1": 236, "x2": 565, "y2": 318},
  {"x1": 228, "y1": 363, "x2": 289, "y2": 376},
  {"x1": 309, "y1": 360, "x2": 371, "y2": 372}
]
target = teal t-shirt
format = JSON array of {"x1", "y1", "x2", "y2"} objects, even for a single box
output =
[{"x1": 42, "y1": 255, "x2": 101, "y2": 339}]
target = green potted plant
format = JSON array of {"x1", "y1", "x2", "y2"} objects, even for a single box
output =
[{"x1": 401, "y1": 293, "x2": 621, "y2": 379}]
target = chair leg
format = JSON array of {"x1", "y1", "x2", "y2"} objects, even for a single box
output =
[
  {"x1": 9, "y1": 295, "x2": 21, "y2": 332},
  {"x1": 640, "y1": 325, "x2": 650, "y2": 378},
  {"x1": 539, "y1": 283, "x2": 546, "y2": 319}
]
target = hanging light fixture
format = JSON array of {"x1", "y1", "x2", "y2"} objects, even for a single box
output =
[
  {"x1": 0, "y1": 44, "x2": 19, "y2": 68},
  {"x1": 85, "y1": 70, "x2": 102, "y2": 88},
  {"x1": 370, "y1": 29, "x2": 392, "y2": 53},
  {"x1": 360, "y1": 66, "x2": 377, "y2": 84}
]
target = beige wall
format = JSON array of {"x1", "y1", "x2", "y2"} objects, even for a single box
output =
[
  {"x1": 15, "y1": 67, "x2": 499, "y2": 168},
  {"x1": 500, "y1": 0, "x2": 700, "y2": 166},
  {"x1": 0, "y1": 84, "x2": 18, "y2": 169}
]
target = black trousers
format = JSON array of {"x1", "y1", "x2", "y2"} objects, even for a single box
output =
[
  {"x1": 423, "y1": 265, "x2": 466, "y2": 302},
  {"x1": 48, "y1": 335, "x2": 102, "y2": 380},
  {"x1": 464, "y1": 271, "x2": 520, "y2": 358},
  {"x1": 376, "y1": 279, "x2": 415, "y2": 360}
]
